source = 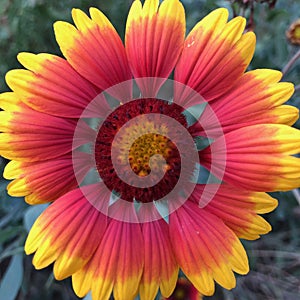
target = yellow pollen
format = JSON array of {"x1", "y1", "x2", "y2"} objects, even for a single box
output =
[
  {"x1": 295, "y1": 26, "x2": 300, "y2": 38},
  {"x1": 174, "y1": 288, "x2": 186, "y2": 299},
  {"x1": 127, "y1": 133, "x2": 174, "y2": 176},
  {"x1": 113, "y1": 120, "x2": 178, "y2": 177}
]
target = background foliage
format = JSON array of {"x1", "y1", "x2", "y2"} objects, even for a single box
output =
[{"x1": 0, "y1": 0, "x2": 300, "y2": 299}]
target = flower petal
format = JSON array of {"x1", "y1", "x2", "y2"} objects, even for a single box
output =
[
  {"x1": 25, "y1": 184, "x2": 108, "y2": 280},
  {"x1": 125, "y1": 0, "x2": 185, "y2": 96},
  {"x1": 0, "y1": 108, "x2": 77, "y2": 161},
  {"x1": 139, "y1": 219, "x2": 178, "y2": 300},
  {"x1": 189, "y1": 70, "x2": 296, "y2": 137},
  {"x1": 73, "y1": 216, "x2": 144, "y2": 300},
  {"x1": 0, "y1": 92, "x2": 25, "y2": 112},
  {"x1": 201, "y1": 124, "x2": 300, "y2": 191},
  {"x1": 191, "y1": 184, "x2": 277, "y2": 240},
  {"x1": 4, "y1": 152, "x2": 92, "y2": 204},
  {"x1": 169, "y1": 201, "x2": 249, "y2": 296},
  {"x1": 54, "y1": 8, "x2": 132, "y2": 99},
  {"x1": 174, "y1": 8, "x2": 255, "y2": 104},
  {"x1": 5, "y1": 53, "x2": 107, "y2": 118}
]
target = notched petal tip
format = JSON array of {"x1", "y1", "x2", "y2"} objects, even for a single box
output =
[
  {"x1": 53, "y1": 21, "x2": 77, "y2": 49},
  {"x1": 72, "y1": 8, "x2": 93, "y2": 32},
  {"x1": 24, "y1": 225, "x2": 41, "y2": 255},
  {"x1": 72, "y1": 270, "x2": 92, "y2": 298},
  {"x1": 222, "y1": 15, "x2": 246, "y2": 42},
  {"x1": 3, "y1": 161, "x2": 21, "y2": 179},
  {"x1": 254, "y1": 193, "x2": 278, "y2": 214},
  {"x1": 89, "y1": 7, "x2": 113, "y2": 29},
  {"x1": 17, "y1": 52, "x2": 36, "y2": 66},
  {"x1": 237, "y1": 31, "x2": 256, "y2": 61},
  {"x1": 142, "y1": 0, "x2": 159, "y2": 17},
  {"x1": 17, "y1": 52, "x2": 55, "y2": 73},
  {"x1": 126, "y1": 0, "x2": 143, "y2": 27},
  {"x1": 201, "y1": 7, "x2": 229, "y2": 30},
  {"x1": 0, "y1": 92, "x2": 22, "y2": 112},
  {"x1": 250, "y1": 68, "x2": 283, "y2": 83},
  {"x1": 5, "y1": 69, "x2": 27, "y2": 87}
]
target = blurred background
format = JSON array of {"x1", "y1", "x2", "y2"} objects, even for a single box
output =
[{"x1": 0, "y1": 0, "x2": 300, "y2": 299}]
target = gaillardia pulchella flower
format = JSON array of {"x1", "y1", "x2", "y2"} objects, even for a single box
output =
[
  {"x1": 286, "y1": 18, "x2": 300, "y2": 45},
  {"x1": 161, "y1": 277, "x2": 202, "y2": 300},
  {"x1": 1, "y1": 0, "x2": 300, "y2": 299}
]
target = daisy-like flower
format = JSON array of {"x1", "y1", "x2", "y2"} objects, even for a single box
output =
[
  {"x1": 1, "y1": 0, "x2": 300, "y2": 299},
  {"x1": 161, "y1": 277, "x2": 202, "y2": 300},
  {"x1": 286, "y1": 19, "x2": 300, "y2": 45}
]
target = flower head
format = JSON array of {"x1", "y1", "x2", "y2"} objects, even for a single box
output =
[
  {"x1": 1, "y1": 0, "x2": 300, "y2": 299},
  {"x1": 286, "y1": 19, "x2": 300, "y2": 45},
  {"x1": 161, "y1": 277, "x2": 202, "y2": 300}
]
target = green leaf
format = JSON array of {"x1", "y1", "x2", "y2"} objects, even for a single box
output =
[
  {"x1": 0, "y1": 254, "x2": 24, "y2": 300},
  {"x1": 0, "y1": 246, "x2": 24, "y2": 262},
  {"x1": 0, "y1": 226, "x2": 24, "y2": 244}
]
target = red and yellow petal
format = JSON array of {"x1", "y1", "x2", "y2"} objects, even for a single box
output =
[
  {"x1": 0, "y1": 92, "x2": 26, "y2": 112},
  {"x1": 126, "y1": 0, "x2": 185, "y2": 96},
  {"x1": 266, "y1": 105, "x2": 299, "y2": 126},
  {"x1": 191, "y1": 184, "x2": 277, "y2": 240},
  {"x1": 210, "y1": 69, "x2": 295, "y2": 115},
  {"x1": 0, "y1": 108, "x2": 79, "y2": 161},
  {"x1": 174, "y1": 8, "x2": 255, "y2": 105},
  {"x1": 169, "y1": 201, "x2": 249, "y2": 296},
  {"x1": 3, "y1": 152, "x2": 92, "y2": 204},
  {"x1": 5, "y1": 53, "x2": 105, "y2": 118},
  {"x1": 140, "y1": 219, "x2": 179, "y2": 300},
  {"x1": 72, "y1": 217, "x2": 144, "y2": 300},
  {"x1": 54, "y1": 8, "x2": 132, "y2": 100},
  {"x1": 190, "y1": 69, "x2": 296, "y2": 137},
  {"x1": 25, "y1": 184, "x2": 108, "y2": 280},
  {"x1": 201, "y1": 124, "x2": 300, "y2": 191}
]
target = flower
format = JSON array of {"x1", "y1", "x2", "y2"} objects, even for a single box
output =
[
  {"x1": 161, "y1": 277, "x2": 202, "y2": 300},
  {"x1": 1, "y1": 0, "x2": 300, "y2": 299},
  {"x1": 286, "y1": 19, "x2": 300, "y2": 45}
]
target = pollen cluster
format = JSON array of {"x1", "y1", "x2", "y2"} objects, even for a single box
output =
[
  {"x1": 128, "y1": 133, "x2": 175, "y2": 176},
  {"x1": 113, "y1": 116, "x2": 178, "y2": 178}
]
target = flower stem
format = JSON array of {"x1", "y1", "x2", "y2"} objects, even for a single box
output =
[{"x1": 282, "y1": 48, "x2": 300, "y2": 76}]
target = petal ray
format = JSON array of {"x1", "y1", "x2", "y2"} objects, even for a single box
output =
[
  {"x1": 73, "y1": 217, "x2": 144, "y2": 300},
  {"x1": 0, "y1": 109, "x2": 77, "y2": 161},
  {"x1": 140, "y1": 219, "x2": 178, "y2": 300},
  {"x1": 6, "y1": 53, "x2": 107, "y2": 118},
  {"x1": 190, "y1": 70, "x2": 296, "y2": 137},
  {"x1": 4, "y1": 153, "x2": 92, "y2": 204},
  {"x1": 169, "y1": 201, "x2": 249, "y2": 296},
  {"x1": 200, "y1": 124, "x2": 300, "y2": 191},
  {"x1": 174, "y1": 8, "x2": 255, "y2": 104},
  {"x1": 191, "y1": 184, "x2": 277, "y2": 240},
  {"x1": 25, "y1": 185, "x2": 108, "y2": 279},
  {"x1": 126, "y1": 0, "x2": 185, "y2": 96},
  {"x1": 54, "y1": 8, "x2": 132, "y2": 100}
]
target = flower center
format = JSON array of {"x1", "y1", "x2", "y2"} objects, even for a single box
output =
[
  {"x1": 95, "y1": 98, "x2": 191, "y2": 203},
  {"x1": 129, "y1": 133, "x2": 171, "y2": 176},
  {"x1": 118, "y1": 131, "x2": 176, "y2": 177},
  {"x1": 295, "y1": 26, "x2": 300, "y2": 39}
]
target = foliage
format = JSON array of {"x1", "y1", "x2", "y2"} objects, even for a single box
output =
[{"x1": 0, "y1": 0, "x2": 299, "y2": 299}]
